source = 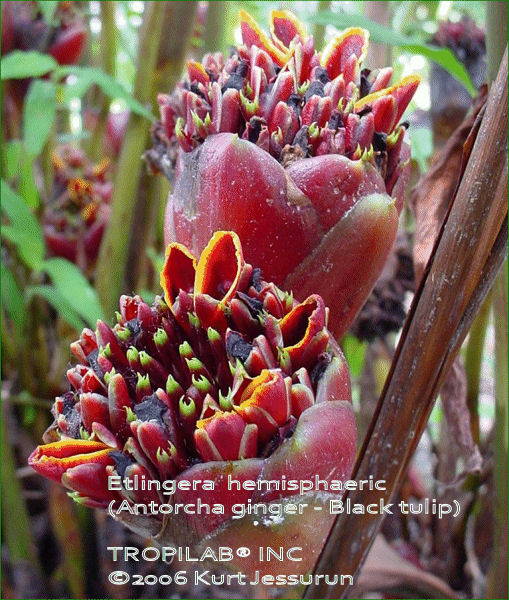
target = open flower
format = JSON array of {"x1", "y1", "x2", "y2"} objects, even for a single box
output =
[
  {"x1": 43, "y1": 146, "x2": 113, "y2": 271},
  {"x1": 149, "y1": 9, "x2": 419, "y2": 338},
  {"x1": 29, "y1": 231, "x2": 356, "y2": 552}
]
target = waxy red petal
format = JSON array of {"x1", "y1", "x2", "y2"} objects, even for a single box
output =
[
  {"x1": 195, "y1": 411, "x2": 258, "y2": 461},
  {"x1": 194, "y1": 231, "x2": 246, "y2": 304},
  {"x1": 160, "y1": 242, "x2": 197, "y2": 309},
  {"x1": 270, "y1": 9, "x2": 306, "y2": 47},
  {"x1": 355, "y1": 74, "x2": 421, "y2": 130},
  {"x1": 240, "y1": 9, "x2": 289, "y2": 66},
  {"x1": 279, "y1": 295, "x2": 328, "y2": 368},
  {"x1": 185, "y1": 60, "x2": 210, "y2": 87},
  {"x1": 236, "y1": 370, "x2": 290, "y2": 443},
  {"x1": 28, "y1": 440, "x2": 114, "y2": 484},
  {"x1": 80, "y1": 392, "x2": 111, "y2": 432},
  {"x1": 320, "y1": 27, "x2": 369, "y2": 80},
  {"x1": 62, "y1": 462, "x2": 118, "y2": 503}
]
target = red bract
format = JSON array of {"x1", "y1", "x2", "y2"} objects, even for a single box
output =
[
  {"x1": 1, "y1": 1, "x2": 87, "y2": 64},
  {"x1": 43, "y1": 146, "x2": 113, "y2": 271},
  {"x1": 153, "y1": 9, "x2": 419, "y2": 338},
  {"x1": 29, "y1": 231, "x2": 356, "y2": 550}
]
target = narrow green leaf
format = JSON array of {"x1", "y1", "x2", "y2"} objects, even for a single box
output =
[
  {"x1": 56, "y1": 65, "x2": 155, "y2": 121},
  {"x1": 56, "y1": 131, "x2": 92, "y2": 144},
  {"x1": 341, "y1": 334, "x2": 367, "y2": 378},
  {"x1": 1, "y1": 180, "x2": 45, "y2": 269},
  {"x1": 1, "y1": 50, "x2": 57, "y2": 80},
  {"x1": 1, "y1": 265, "x2": 26, "y2": 334},
  {"x1": 409, "y1": 126, "x2": 433, "y2": 173},
  {"x1": 19, "y1": 154, "x2": 40, "y2": 209},
  {"x1": 25, "y1": 284, "x2": 86, "y2": 332},
  {"x1": 307, "y1": 11, "x2": 476, "y2": 96},
  {"x1": 37, "y1": 0, "x2": 59, "y2": 24},
  {"x1": 1, "y1": 417, "x2": 39, "y2": 566},
  {"x1": 146, "y1": 246, "x2": 164, "y2": 273},
  {"x1": 2, "y1": 140, "x2": 23, "y2": 180},
  {"x1": 23, "y1": 80, "x2": 57, "y2": 157},
  {"x1": 40, "y1": 258, "x2": 105, "y2": 325}
]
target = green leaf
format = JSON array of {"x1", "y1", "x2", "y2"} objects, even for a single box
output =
[
  {"x1": 1, "y1": 265, "x2": 27, "y2": 335},
  {"x1": 1, "y1": 51, "x2": 57, "y2": 80},
  {"x1": 56, "y1": 66, "x2": 154, "y2": 121},
  {"x1": 40, "y1": 258, "x2": 105, "y2": 326},
  {"x1": 37, "y1": 0, "x2": 59, "y2": 24},
  {"x1": 146, "y1": 246, "x2": 164, "y2": 274},
  {"x1": 25, "y1": 285, "x2": 86, "y2": 332},
  {"x1": 409, "y1": 127, "x2": 433, "y2": 173},
  {"x1": 56, "y1": 131, "x2": 92, "y2": 144},
  {"x1": 341, "y1": 334, "x2": 368, "y2": 378},
  {"x1": 307, "y1": 11, "x2": 476, "y2": 96},
  {"x1": 23, "y1": 80, "x2": 57, "y2": 157},
  {"x1": 19, "y1": 155, "x2": 40, "y2": 209},
  {"x1": 2, "y1": 140, "x2": 23, "y2": 180},
  {"x1": 1, "y1": 180, "x2": 45, "y2": 270}
]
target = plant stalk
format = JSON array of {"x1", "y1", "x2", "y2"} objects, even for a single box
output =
[
  {"x1": 89, "y1": 1, "x2": 117, "y2": 161},
  {"x1": 485, "y1": 261, "x2": 508, "y2": 598},
  {"x1": 125, "y1": 2, "x2": 197, "y2": 294},
  {"x1": 1, "y1": 406, "x2": 40, "y2": 569},
  {"x1": 313, "y1": 1, "x2": 331, "y2": 50},
  {"x1": 464, "y1": 294, "x2": 491, "y2": 444},
  {"x1": 201, "y1": 1, "x2": 227, "y2": 56},
  {"x1": 95, "y1": 2, "x2": 165, "y2": 315}
]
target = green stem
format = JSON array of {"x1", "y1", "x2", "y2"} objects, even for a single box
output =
[
  {"x1": 313, "y1": 1, "x2": 331, "y2": 50},
  {"x1": 154, "y1": 1, "x2": 198, "y2": 96},
  {"x1": 464, "y1": 294, "x2": 491, "y2": 444},
  {"x1": 0, "y1": 407, "x2": 40, "y2": 569},
  {"x1": 41, "y1": 124, "x2": 56, "y2": 202},
  {"x1": 364, "y1": 1, "x2": 392, "y2": 68},
  {"x1": 486, "y1": 3, "x2": 508, "y2": 84},
  {"x1": 4, "y1": 392, "x2": 53, "y2": 409},
  {"x1": 1, "y1": 305, "x2": 19, "y2": 373},
  {"x1": 95, "y1": 2, "x2": 166, "y2": 316},
  {"x1": 89, "y1": 1, "x2": 117, "y2": 161},
  {"x1": 123, "y1": 1, "x2": 197, "y2": 295},
  {"x1": 201, "y1": 1, "x2": 226, "y2": 55},
  {"x1": 125, "y1": 172, "x2": 162, "y2": 293},
  {"x1": 486, "y1": 262, "x2": 508, "y2": 598}
]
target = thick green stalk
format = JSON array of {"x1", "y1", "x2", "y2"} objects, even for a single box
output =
[
  {"x1": 95, "y1": 2, "x2": 165, "y2": 315},
  {"x1": 486, "y1": 3, "x2": 508, "y2": 84},
  {"x1": 125, "y1": 2, "x2": 197, "y2": 295},
  {"x1": 89, "y1": 1, "x2": 117, "y2": 161},
  {"x1": 486, "y1": 262, "x2": 508, "y2": 598},
  {"x1": 1, "y1": 408, "x2": 40, "y2": 569},
  {"x1": 364, "y1": 1, "x2": 391, "y2": 68},
  {"x1": 201, "y1": 1, "x2": 227, "y2": 55},
  {"x1": 484, "y1": 8, "x2": 508, "y2": 595},
  {"x1": 125, "y1": 172, "x2": 162, "y2": 293},
  {"x1": 154, "y1": 2, "x2": 198, "y2": 95},
  {"x1": 48, "y1": 484, "x2": 86, "y2": 598},
  {"x1": 313, "y1": 1, "x2": 331, "y2": 50},
  {"x1": 464, "y1": 294, "x2": 491, "y2": 444}
]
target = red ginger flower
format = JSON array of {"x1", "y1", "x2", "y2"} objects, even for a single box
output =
[
  {"x1": 1, "y1": 1, "x2": 86, "y2": 63},
  {"x1": 43, "y1": 146, "x2": 113, "y2": 270},
  {"x1": 151, "y1": 9, "x2": 419, "y2": 338},
  {"x1": 29, "y1": 231, "x2": 356, "y2": 547}
]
